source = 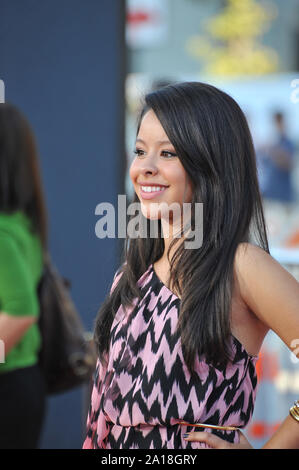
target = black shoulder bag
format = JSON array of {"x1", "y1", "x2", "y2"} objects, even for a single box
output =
[{"x1": 37, "y1": 254, "x2": 97, "y2": 394}]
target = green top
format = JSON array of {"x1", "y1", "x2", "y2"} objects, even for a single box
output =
[{"x1": 0, "y1": 211, "x2": 43, "y2": 373}]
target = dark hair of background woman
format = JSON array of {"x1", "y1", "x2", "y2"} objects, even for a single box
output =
[
  {"x1": 94, "y1": 81, "x2": 269, "y2": 372},
  {"x1": 0, "y1": 103, "x2": 48, "y2": 249}
]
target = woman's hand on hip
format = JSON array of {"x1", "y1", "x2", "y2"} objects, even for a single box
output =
[{"x1": 183, "y1": 430, "x2": 253, "y2": 449}]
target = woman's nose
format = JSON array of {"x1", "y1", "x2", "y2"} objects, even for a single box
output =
[{"x1": 139, "y1": 155, "x2": 158, "y2": 176}]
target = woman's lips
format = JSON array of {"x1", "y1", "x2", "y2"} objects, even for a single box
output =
[{"x1": 139, "y1": 185, "x2": 168, "y2": 200}]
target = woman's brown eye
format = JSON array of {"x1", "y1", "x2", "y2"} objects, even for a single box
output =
[{"x1": 161, "y1": 151, "x2": 177, "y2": 158}]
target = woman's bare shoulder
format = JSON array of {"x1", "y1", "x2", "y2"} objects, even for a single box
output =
[{"x1": 234, "y1": 242, "x2": 299, "y2": 354}]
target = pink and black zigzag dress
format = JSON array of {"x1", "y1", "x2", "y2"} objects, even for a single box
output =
[{"x1": 83, "y1": 264, "x2": 258, "y2": 449}]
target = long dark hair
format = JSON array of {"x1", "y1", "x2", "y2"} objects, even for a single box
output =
[
  {"x1": 0, "y1": 102, "x2": 48, "y2": 249},
  {"x1": 94, "y1": 81, "x2": 269, "y2": 371}
]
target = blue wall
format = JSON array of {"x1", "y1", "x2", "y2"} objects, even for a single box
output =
[{"x1": 0, "y1": 0, "x2": 125, "y2": 448}]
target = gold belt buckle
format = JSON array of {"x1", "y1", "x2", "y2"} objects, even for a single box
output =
[{"x1": 178, "y1": 421, "x2": 239, "y2": 431}]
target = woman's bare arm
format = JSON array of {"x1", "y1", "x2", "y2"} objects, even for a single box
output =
[
  {"x1": 185, "y1": 243, "x2": 299, "y2": 449},
  {"x1": 0, "y1": 312, "x2": 36, "y2": 355}
]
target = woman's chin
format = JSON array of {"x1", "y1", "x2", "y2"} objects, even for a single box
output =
[{"x1": 140, "y1": 202, "x2": 161, "y2": 220}]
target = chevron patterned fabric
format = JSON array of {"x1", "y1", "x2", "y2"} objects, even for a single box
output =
[{"x1": 83, "y1": 265, "x2": 258, "y2": 449}]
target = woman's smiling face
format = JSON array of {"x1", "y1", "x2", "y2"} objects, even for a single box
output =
[{"x1": 129, "y1": 109, "x2": 193, "y2": 221}]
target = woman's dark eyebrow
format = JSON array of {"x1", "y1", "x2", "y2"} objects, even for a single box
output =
[{"x1": 136, "y1": 138, "x2": 173, "y2": 146}]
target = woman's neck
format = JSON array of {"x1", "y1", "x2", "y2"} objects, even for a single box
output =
[{"x1": 159, "y1": 218, "x2": 185, "y2": 266}]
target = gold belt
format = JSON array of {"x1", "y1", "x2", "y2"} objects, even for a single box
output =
[{"x1": 178, "y1": 421, "x2": 239, "y2": 431}]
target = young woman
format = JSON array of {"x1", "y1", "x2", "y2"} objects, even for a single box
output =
[
  {"x1": 0, "y1": 103, "x2": 48, "y2": 448},
  {"x1": 83, "y1": 82, "x2": 299, "y2": 449}
]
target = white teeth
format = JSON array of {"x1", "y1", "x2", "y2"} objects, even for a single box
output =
[{"x1": 141, "y1": 186, "x2": 166, "y2": 192}]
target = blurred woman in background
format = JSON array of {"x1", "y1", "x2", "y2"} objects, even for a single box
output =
[{"x1": 0, "y1": 103, "x2": 48, "y2": 449}]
